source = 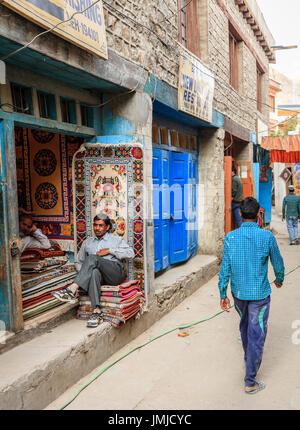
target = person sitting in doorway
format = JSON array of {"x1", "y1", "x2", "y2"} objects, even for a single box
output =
[
  {"x1": 19, "y1": 212, "x2": 51, "y2": 255},
  {"x1": 52, "y1": 213, "x2": 135, "y2": 328},
  {"x1": 231, "y1": 165, "x2": 244, "y2": 229}
]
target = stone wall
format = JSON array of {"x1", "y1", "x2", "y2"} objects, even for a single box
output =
[
  {"x1": 0, "y1": 0, "x2": 272, "y2": 133},
  {"x1": 103, "y1": 0, "x2": 179, "y2": 88},
  {"x1": 208, "y1": 0, "x2": 270, "y2": 130},
  {"x1": 103, "y1": 0, "x2": 271, "y2": 131}
]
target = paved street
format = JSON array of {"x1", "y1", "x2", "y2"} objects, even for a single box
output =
[{"x1": 47, "y1": 215, "x2": 300, "y2": 410}]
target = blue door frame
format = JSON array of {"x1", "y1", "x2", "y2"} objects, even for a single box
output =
[
  {"x1": 0, "y1": 113, "x2": 96, "y2": 332},
  {"x1": 153, "y1": 148, "x2": 198, "y2": 273}
]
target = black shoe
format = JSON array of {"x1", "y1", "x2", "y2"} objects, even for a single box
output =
[{"x1": 87, "y1": 312, "x2": 103, "y2": 328}]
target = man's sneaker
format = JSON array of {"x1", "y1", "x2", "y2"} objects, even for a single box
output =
[
  {"x1": 87, "y1": 312, "x2": 103, "y2": 328},
  {"x1": 51, "y1": 287, "x2": 78, "y2": 303}
]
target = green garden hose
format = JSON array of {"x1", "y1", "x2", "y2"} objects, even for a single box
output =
[{"x1": 59, "y1": 264, "x2": 300, "y2": 410}]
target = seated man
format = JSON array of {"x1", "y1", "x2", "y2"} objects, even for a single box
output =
[
  {"x1": 19, "y1": 213, "x2": 51, "y2": 254},
  {"x1": 52, "y1": 213, "x2": 135, "y2": 328}
]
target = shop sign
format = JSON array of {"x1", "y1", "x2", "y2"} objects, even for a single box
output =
[
  {"x1": 178, "y1": 53, "x2": 214, "y2": 123},
  {"x1": 3, "y1": 0, "x2": 108, "y2": 59}
]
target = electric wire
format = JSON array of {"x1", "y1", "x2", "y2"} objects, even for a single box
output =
[
  {"x1": 102, "y1": 1, "x2": 300, "y2": 135},
  {"x1": 58, "y1": 263, "x2": 300, "y2": 410},
  {"x1": 1, "y1": 1, "x2": 298, "y2": 134},
  {"x1": 0, "y1": 0, "x2": 103, "y2": 61}
]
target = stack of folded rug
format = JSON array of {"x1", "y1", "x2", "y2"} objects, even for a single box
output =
[
  {"x1": 21, "y1": 243, "x2": 78, "y2": 320},
  {"x1": 22, "y1": 264, "x2": 78, "y2": 320},
  {"x1": 75, "y1": 294, "x2": 93, "y2": 320},
  {"x1": 76, "y1": 280, "x2": 144, "y2": 327},
  {"x1": 20, "y1": 245, "x2": 67, "y2": 273}
]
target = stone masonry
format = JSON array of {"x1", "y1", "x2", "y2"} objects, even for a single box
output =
[{"x1": 103, "y1": 0, "x2": 273, "y2": 131}]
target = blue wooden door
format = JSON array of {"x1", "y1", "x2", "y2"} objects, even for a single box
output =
[
  {"x1": 153, "y1": 148, "x2": 197, "y2": 271},
  {"x1": 169, "y1": 152, "x2": 189, "y2": 264},
  {"x1": 152, "y1": 148, "x2": 170, "y2": 272},
  {"x1": 187, "y1": 153, "x2": 198, "y2": 258}
]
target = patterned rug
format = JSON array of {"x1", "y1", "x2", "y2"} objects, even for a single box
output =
[
  {"x1": 15, "y1": 127, "x2": 82, "y2": 250},
  {"x1": 293, "y1": 163, "x2": 300, "y2": 196},
  {"x1": 73, "y1": 143, "x2": 145, "y2": 290}
]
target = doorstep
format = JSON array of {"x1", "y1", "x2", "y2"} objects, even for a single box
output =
[
  {"x1": 0, "y1": 254, "x2": 219, "y2": 410},
  {"x1": 0, "y1": 302, "x2": 78, "y2": 355}
]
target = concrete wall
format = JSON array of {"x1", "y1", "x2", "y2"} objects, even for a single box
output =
[
  {"x1": 197, "y1": 127, "x2": 225, "y2": 259},
  {"x1": 270, "y1": 67, "x2": 300, "y2": 108}
]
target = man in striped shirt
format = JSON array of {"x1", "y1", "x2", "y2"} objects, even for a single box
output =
[{"x1": 218, "y1": 197, "x2": 285, "y2": 394}]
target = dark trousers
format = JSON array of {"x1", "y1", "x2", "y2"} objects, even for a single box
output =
[
  {"x1": 233, "y1": 295, "x2": 270, "y2": 387},
  {"x1": 232, "y1": 201, "x2": 242, "y2": 228},
  {"x1": 74, "y1": 255, "x2": 125, "y2": 309}
]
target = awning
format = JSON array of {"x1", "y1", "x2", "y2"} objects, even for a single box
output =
[{"x1": 261, "y1": 135, "x2": 300, "y2": 152}]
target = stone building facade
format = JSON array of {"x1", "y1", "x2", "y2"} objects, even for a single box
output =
[
  {"x1": 0, "y1": 0, "x2": 275, "y2": 333},
  {"x1": 0, "y1": 0, "x2": 279, "y2": 410}
]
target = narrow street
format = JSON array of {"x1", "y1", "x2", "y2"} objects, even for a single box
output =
[{"x1": 47, "y1": 215, "x2": 300, "y2": 410}]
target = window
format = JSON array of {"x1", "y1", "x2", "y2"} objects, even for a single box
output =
[
  {"x1": 185, "y1": 134, "x2": 191, "y2": 150},
  {"x1": 178, "y1": 133, "x2": 185, "y2": 149},
  {"x1": 170, "y1": 130, "x2": 179, "y2": 147},
  {"x1": 160, "y1": 127, "x2": 168, "y2": 145},
  {"x1": 37, "y1": 90, "x2": 57, "y2": 120},
  {"x1": 179, "y1": 0, "x2": 187, "y2": 48},
  {"x1": 257, "y1": 67, "x2": 263, "y2": 112},
  {"x1": 152, "y1": 125, "x2": 160, "y2": 144},
  {"x1": 178, "y1": 0, "x2": 200, "y2": 57},
  {"x1": 80, "y1": 104, "x2": 94, "y2": 127},
  {"x1": 229, "y1": 32, "x2": 239, "y2": 90},
  {"x1": 191, "y1": 136, "x2": 197, "y2": 151},
  {"x1": 60, "y1": 97, "x2": 77, "y2": 124},
  {"x1": 10, "y1": 83, "x2": 33, "y2": 115},
  {"x1": 269, "y1": 95, "x2": 275, "y2": 112}
]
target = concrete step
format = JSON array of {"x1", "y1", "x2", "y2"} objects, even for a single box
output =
[{"x1": 0, "y1": 254, "x2": 219, "y2": 410}]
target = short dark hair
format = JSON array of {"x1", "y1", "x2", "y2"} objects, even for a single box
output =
[
  {"x1": 232, "y1": 165, "x2": 237, "y2": 175},
  {"x1": 19, "y1": 214, "x2": 33, "y2": 223},
  {"x1": 93, "y1": 213, "x2": 112, "y2": 230},
  {"x1": 240, "y1": 197, "x2": 260, "y2": 220}
]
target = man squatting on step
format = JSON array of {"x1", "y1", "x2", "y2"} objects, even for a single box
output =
[
  {"x1": 52, "y1": 213, "x2": 135, "y2": 328},
  {"x1": 218, "y1": 197, "x2": 285, "y2": 394}
]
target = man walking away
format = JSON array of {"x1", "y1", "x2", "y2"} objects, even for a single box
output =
[
  {"x1": 231, "y1": 165, "x2": 244, "y2": 229},
  {"x1": 218, "y1": 197, "x2": 285, "y2": 394},
  {"x1": 282, "y1": 184, "x2": 300, "y2": 245}
]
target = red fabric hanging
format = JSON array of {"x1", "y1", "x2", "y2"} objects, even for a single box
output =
[{"x1": 270, "y1": 150, "x2": 300, "y2": 163}]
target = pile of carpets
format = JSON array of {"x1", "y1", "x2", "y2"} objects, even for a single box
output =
[
  {"x1": 21, "y1": 244, "x2": 78, "y2": 320},
  {"x1": 76, "y1": 280, "x2": 144, "y2": 328},
  {"x1": 22, "y1": 264, "x2": 78, "y2": 320},
  {"x1": 20, "y1": 245, "x2": 67, "y2": 273}
]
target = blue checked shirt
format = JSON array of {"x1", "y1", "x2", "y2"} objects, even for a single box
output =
[{"x1": 218, "y1": 222, "x2": 285, "y2": 300}]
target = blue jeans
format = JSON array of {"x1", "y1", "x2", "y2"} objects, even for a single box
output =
[
  {"x1": 286, "y1": 216, "x2": 299, "y2": 243},
  {"x1": 233, "y1": 295, "x2": 270, "y2": 387},
  {"x1": 232, "y1": 201, "x2": 242, "y2": 228}
]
